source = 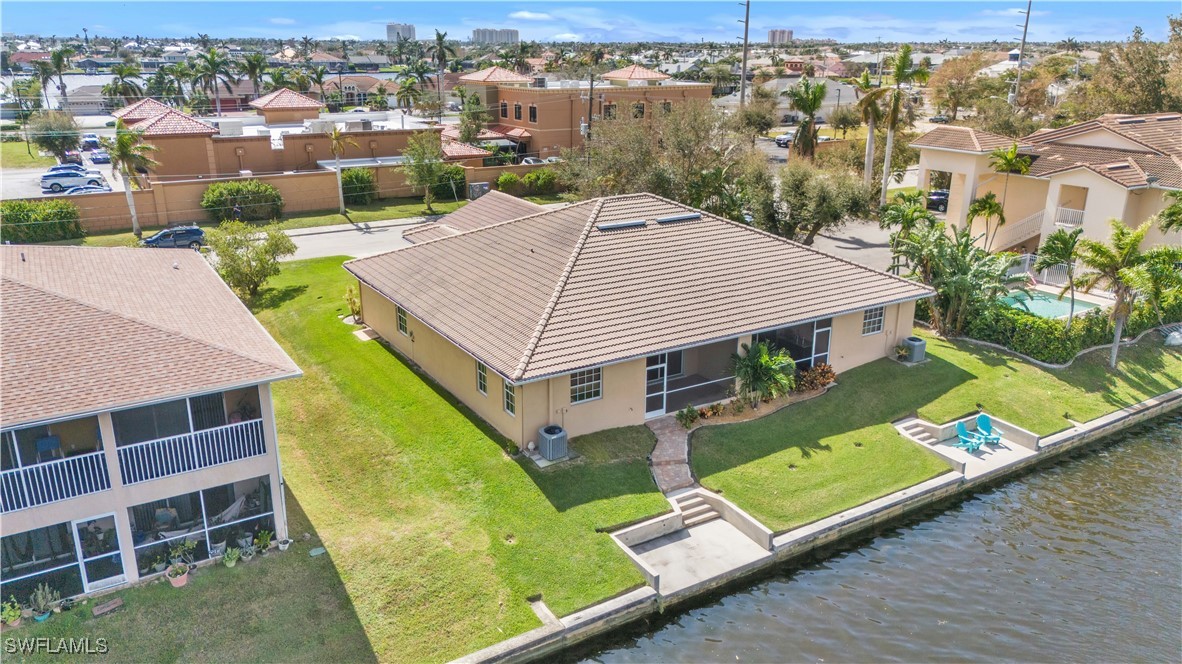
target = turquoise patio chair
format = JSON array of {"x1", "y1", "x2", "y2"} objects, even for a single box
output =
[
  {"x1": 954, "y1": 421, "x2": 985, "y2": 453},
  {"x1": 976, "y1": 413, "x2": 1004, "y2": 445}
]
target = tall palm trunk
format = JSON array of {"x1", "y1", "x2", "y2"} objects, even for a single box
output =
[
  {"x1": 335, "y1": 154, "x2": 345, "y2": 214},
  {"x1": 214, "y1": 83, "x2": 223, "y2": 117},
  {"x1": 1064, "y1": 275, "x2": 1076, "y2": 332},
  {"x1": 988, "y1": 173, "x2": 1011, "y2": 251},
  {"x1": 863, "y1": 115, "x2": 876, "y2": 187},
  {"x1": 879, "y1": 125, "x2": 895, "y2": 206},
  {"x1": 58, "y1": 75, "x2": 69, "y2": 107},
  {"x1": 122, "y1": 171, "x2": 142, "y2": 238},
  {"x1": 1109, "y1": 313, "x2": 1125, "y2": 369}
]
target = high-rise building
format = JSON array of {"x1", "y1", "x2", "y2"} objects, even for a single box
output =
[
  {"x1": 387, "y1": 23, "x2": 416, "y2": 41},
  {"x1": 768, "y1": 29, "x2": 793, "y2": 45},
  {"x1": 471, "y1": 28, "x2": 520, "y2": 45}
]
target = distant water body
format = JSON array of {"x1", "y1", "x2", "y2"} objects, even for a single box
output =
[{"x1": 581, "y1": 415, "x2": 1182, "y2": 663}]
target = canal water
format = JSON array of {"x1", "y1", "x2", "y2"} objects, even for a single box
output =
[{"x1": 581, "y1": 415, "x2": 1182, "y2": 663}]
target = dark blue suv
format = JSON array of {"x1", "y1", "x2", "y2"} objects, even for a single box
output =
[{"x1": 141, "y1": 226, "x2": 206, "y2": 249}]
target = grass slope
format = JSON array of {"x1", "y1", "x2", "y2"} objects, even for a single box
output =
[
  {"x1": 694, "y1": 332, "x2": 1182, "y2": 532},
  {"x1": 1, "y1": 141, "x2": 56, "y2": 169}
]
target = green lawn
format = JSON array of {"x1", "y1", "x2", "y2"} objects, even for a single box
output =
[
  {"x1": 46, "y1": 197, "x2": 468, "y2": 248},
  {"x1": 254, "y1": 257, "x2": 666, "y2": 660},
  {"x1": 2, "y1": 141, "x2": 56, "y2": 169},
  {"x1": 693, "y1": 332, "x2": 1182, "y2": 533}
]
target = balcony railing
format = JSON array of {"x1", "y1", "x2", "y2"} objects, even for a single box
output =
[
  {"x1": 117, "y1": 419, "x2": 266, "y2": 486},
  {"x1": 1054, "y1": 207, "x2": 1085, "y2": 228},
  {"x1": 0, "y1": 451, "x2": 111, "y2": 514}
]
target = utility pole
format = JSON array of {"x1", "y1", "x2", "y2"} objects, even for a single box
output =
[
  {"x1": 738, "y1": 0, "x2": 751, "y2": 108},
  {"x1": 876, "y1": 36, "x2": 883, "y2": 86},
  {"x1": 1011, "y1": 0, "x2": 1033, "y2": 108}
]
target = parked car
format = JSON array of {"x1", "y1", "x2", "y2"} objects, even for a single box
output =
[
  {"x1": 40, "y1": 171, "x2": 107, "y2": 192},
  {"x1": 544, "y1": 156, "x2": 563, "y2": 164},
  {"x1": 81, "y1": 133, "x2": 101, "y2": 150},
  {"x1": 89, "y1": 149, "x2": 111, "y2": 164},
  {"x1": 926, "y1": 190, "x2": 950, "y2": 213},
  {"x1": 141, "y1": 226, "x2": 206, "y2": 249},
  {"x1": 47, "y1": 163, "x2": 102, "y2": 175},
  {"x1": 61, "y1": 151, "x2": 84, "y2": 165},
  {"x1": 930, "y1": 115, "x2": 950, "y2": 124},
  {"x1": 520, "y1": 157, "x2": 545, "y2": 165},
  {"x1": 63, "y1": 184, "x2": 112, "y2": 195},
  {"x1": 349, "y1": 107, "x2": 370, "y2": 113},
  {"x1": 817, "y1": 136, "x2": 834, "y2": 142},
  {"x1": 774, "y1": 133, "x2": 795, "y2": 147}
]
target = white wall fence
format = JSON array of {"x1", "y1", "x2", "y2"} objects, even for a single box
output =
[
  {"x1": 117, "y1": 419, "x2": 267, "y2": 486},
  {"x1": 0, "y1": 451, "x2": 111, "y2": 514}
]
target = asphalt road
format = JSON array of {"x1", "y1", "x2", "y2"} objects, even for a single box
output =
[
  {"x1": 3, "y1": 163, "x2": 125, "y2": 199},
  {"x1": 286, "y1": 219, "x2": 419, "y2": 261}
]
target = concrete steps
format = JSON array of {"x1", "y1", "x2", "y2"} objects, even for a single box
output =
[
  {"x1": 897, "y1": 417, "x2": 938, "y2": 445},
  {"x1": 675, "y1": 494, "x2": 720, "y2": 528}
]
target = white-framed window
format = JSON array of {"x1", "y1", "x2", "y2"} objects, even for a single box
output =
[
  {"x1": 862, "y1": 306, "x2": 885, "y2": 335},
  {"x1": 396, "y1": 306, "x2": 408, "y2": 335},
  {"x1": 503, "y1": 381, "x2": 516, "y2": 416},
  {"x1": 570, "y1": 368, "x2": 602, "y2": 404},
  {"x1": 476, "y1": 362, "x2": 488, "y2": 395}
]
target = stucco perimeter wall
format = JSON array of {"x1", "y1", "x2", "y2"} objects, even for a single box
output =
[
  {"x1": 41, "y1": 189, "x2": 162, "y2": 233},
  {"x1": 827, "y1": 301, "x2": 916, "y2": 374}
]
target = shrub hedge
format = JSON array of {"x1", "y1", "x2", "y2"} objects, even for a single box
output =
[
  {"x1": 340, "y1": 168, "x2": 376, "y2": 205},
  {"x1": 431, "y1": 165, "x2": 466, "y2": 200},
  {"x1": 200, "y1": 179, "x2": 284, "y2": 222},
  {"x1": 0, "y1": 199, "x2": 85, "y2": 243},
  {"x1": 522, "y1": 168, "x2": 557, "y2": 195},
  {"x1": 495, "y1": 172, "x2": 523, "y2": 195}
]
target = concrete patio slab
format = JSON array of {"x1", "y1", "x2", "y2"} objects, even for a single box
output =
[{"x1": 632, "y1": 519, "x2": 771, "y2": 595}]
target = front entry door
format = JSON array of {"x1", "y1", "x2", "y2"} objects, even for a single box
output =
[
  {"x1": 72, "y1": 514, "x2": 125, "y2": 592},
  {"x1": 645, "y1": 354, "x2": 668, "y2": 417}
]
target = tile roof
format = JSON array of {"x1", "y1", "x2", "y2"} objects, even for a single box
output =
[
  {"x1": 440, "y1": 124, "x2": 532, "y2": 142},
  {"x1": 601, "y1": 64, "x2": 671, "y2": 81},
  {"x1": 1019, "y1": 143, "x2": 1180, "y2": 189},
  {"x1": 323, "y1": 75, "x2": 386, "y2": 93},
  {"x1": 132, "y1": 109, "x2": 219, "y2": 136},
  {"x1": 1, "y1": 246, "x2": 300, "y2": 428},
  {"x1": 1025, "y1": 113, "x2": 1182, "y2": 158},
  {"x1": 347, "y1": 194, "x2": 932, "y2": 382},
  {"x1": 441, "y1": 140, "x2": 493, "y2": 160},
  {"x1": 403, "y1": 190, "x2": 543, "y2": 244},
  {"x1": 912, "y1": 125, "x2": 1024, "y2": 153},
  {"x1": 249, "y1": 88, "x2": 323, "y2": 110},
  {"x1": 459, "y1": 66, "x2": 532, "y2": 84},
  {"x1": 112, "y1": 98, "x2": 174, "y2": 124}
]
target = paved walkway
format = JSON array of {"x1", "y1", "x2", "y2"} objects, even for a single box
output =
[{"x1": 646, "y1": 415, "x2": 696, "y2": 494}]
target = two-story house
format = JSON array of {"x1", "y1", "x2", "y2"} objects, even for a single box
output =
[
  {"x1": 914, "y1": 113, "x2": 1181, "y2": 253},
  {"x1": 1, "y1": 246, "x2": 301, "y2": 602}
]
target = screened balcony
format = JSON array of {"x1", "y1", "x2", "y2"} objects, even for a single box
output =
[{"x1": 1, "y1": 416, "x2": 110, "y2": 514}]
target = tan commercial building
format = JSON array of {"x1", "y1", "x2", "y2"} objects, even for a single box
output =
[
  {"x1": 453, "y1": 65, "x2": 713, "y2": 158},
  {"x1": 1, "y1": 246, "x2": 301, "y2": 602},
  {"x1": 914, "y1": 113, "x2": 1181, "y2": 252},
  {"x1": 346, "y1": 193, "x2": 930, "y2": 451}
]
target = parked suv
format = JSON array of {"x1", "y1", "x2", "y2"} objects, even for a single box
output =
[
  {"x1": 47, "y1": 163, "x2": 102, "y2": 175},
  {"x1": 926, "y1": 189, "x2": 950, "y2": 212},
  {"x1": 774, "y1": 132, "x2": 795, "y2": 147},
  {"x1": 141, "y1": 226, "x2": 206, "y2": 250},
  {"x1": 41, "y1": 170, "x2": 107, "y2": 192}
]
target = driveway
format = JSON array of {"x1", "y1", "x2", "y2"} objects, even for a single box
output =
[
  {"x1": 285, "y1": 219, "x2": 422, "y2": 261},
  {"x1": 807, "y1": 220, "x2": 895, "y2": 272}
]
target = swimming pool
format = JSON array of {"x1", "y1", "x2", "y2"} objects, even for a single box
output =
[{"x1": 1000, "y1": 291, "x2": 1100, "y2": 318}]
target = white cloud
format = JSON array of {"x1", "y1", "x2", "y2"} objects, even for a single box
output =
[
  {"x1": 269, "y1": 18, "x2": 297, "y2": 26},
  {"x1": 510, "y1": 11, "x2": 553, "y2": 21},
  {"x1": 552, "y1": 33, "x2": 584, "y2": 41}
]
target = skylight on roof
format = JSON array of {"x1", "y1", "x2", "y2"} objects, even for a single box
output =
[
  {"x1": 655, "y1": 213, "x2": 701, "y2": 224},
  {"x1": 1117, "y1": 118, "x2": 1145, "y2": 124},
  {"x1": 596, "y1": 219, "x2": 646, "y2": 231},
  {"x1": 1107, "y1": 163, "x2": 1131, "y2": 170}
]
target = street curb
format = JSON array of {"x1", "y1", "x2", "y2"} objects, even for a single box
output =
[{"x1": 284, "y1": 217, "x2": 438, "y2": 238}]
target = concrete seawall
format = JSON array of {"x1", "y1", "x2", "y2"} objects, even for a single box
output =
[{"x1": 454, "y1": 387, "x2": 1182, "y2": 663}]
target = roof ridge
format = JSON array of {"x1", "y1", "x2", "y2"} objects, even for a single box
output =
[
  {"x1": 2, "y1": 272, "x2": 296, "y2": 377},
  {"x1": 511, "y1": 198, "x2": 605, "y2": 381}
]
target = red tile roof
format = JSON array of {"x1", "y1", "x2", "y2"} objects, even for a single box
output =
[
  {"x1": 441, "y1": 140, "x2": 493, "y2": 160},
  {"x1": 249, "y1": 88, "x2": 323, "y2": 110},
  {"x1": 132, "y1": 109, "x2": 219, "y2": 136},
  {"x1": 600, "y1": 64, "x2": 671, "y2": 81},
  {"x1": 112, "y1": 98, "x2": 174, "y2": 124},
  {"x1": 912, "y1": 126, "x2": 1024, "y2": 153},
  {"x1": 459, "y1": 66, "x2": 532, "y2": 84}
]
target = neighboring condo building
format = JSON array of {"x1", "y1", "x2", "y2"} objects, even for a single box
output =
[
  {"x1": 472, "y1": 28, "x2": 520, "y2": 45},
  {"x1": 0, "y1": 245, "x2": 301, "y2": 602},
  {"x1": 768, "y1": 29, "x2": 794, "y2": 45},
  {"x1": 387, "y1": 23, "x2": 416, "y2": 41}
]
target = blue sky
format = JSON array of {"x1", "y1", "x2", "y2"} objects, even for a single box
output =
[{"x1": 1, "y1": 1, "x2": 1175, "y2": 43}]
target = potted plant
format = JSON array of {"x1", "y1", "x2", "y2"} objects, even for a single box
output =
[
  {"x1": 152, "y1": 555, "x2": 167, "y2": 574},
  {"x1": 894, "y1": 344, "x2": 910, "y2": 361},
  {"x1": 254, "y1": 530, "x2": 273, "y2": 555},
  {"x1": 28, "y1": 584, "x2": 58, "y2": 622},
  {"x1": 222, "y1": 547, "x2": 240, "y2": 568},
  {"x1": 239, "y1": 544, "x2": 257, "y2": 563},
  {"x1": 2, "y1": 597, "x2": 21, "y2": 628},
  {"x1": 165, "y1": 562, "x2": 189, "y2": 588},
  {"x1": 277, "y1": 538, "x2": 293, "y2": 552}
]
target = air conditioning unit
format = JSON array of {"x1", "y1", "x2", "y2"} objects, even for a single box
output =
[
  {"x1": 304, "y1": 119, "x2": 335, "y2": 134},
  {"x1": 468, "y1": 182, "x2": 490, "y2": 199},
  {"x1": 218, "y1": 119, "x2": 243, "y2": 136},
  {"x1": 532, "y1": 76, "x2": 547, "y2": 88},
  {"x1": 537, "y1": 425, "x2": 568, "y2": 461}
]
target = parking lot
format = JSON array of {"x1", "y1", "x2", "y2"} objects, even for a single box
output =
[{"x1": 2, "y1": 161, "x2": 125, "y2": 200}]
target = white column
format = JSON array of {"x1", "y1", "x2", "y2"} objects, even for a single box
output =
[
  {"x1": 99, "y1": 413, "x2": 140, "y2": 584},
  {"x1": 258, "y1": 384, "x2": 289, "y2": 541}
]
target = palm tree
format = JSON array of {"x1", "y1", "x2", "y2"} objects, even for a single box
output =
[
  {"x1": 1059, "y1": 37, "x2": 1081, "y2": 53},
  {"x1": 371, "y1": 83, "x2": 390, "y2": 110},
  {"x1": 404, "y1": 60, "x2": 432, "y2": 87},
  {"x1": 105, "y1": 63, "x2": 144, "y2": 105},
  {"x1": 731, "y1": 341, "x2": 795, "y2": 407},
  {"x1": 1034, "y1": 228, "x2": 1084, "y2": 331},
  {"x1": 426, "y1": 30, "x2": 457, "y2": 120},
  {"x1": 30, "y1": 60, "x2": 55, "y2": 109},
  {"x1": 985, "y1": 143, "x2": 1032, "y2": 249},
  {"x1": 160, "y1": 62, "x2": 190, "y2": 106},
  {"x1": 879, "y1": 44, "x2": 929, "y2": 205},
  {"x1": 191, "y1": 48, "x2": 238, "y2": 116},
  {"x1": 299, "y1": 36, "x2": 316, "y2": 58},
  {"x1": 308, "y1": 65, "x2": 329, "y2": 100},
  {"x1": 267, "y1": 68, "x2": 295, "y2": 92},
  {"x1": 50, "y1": 47, "x2": 74, "y2": 108},
  {"x1": 325, "y1": 125, "x2": 358, "y2": 214},
  {"x1": 702, "y1": 63, "x2": 736, "y2": 95},
  {"x1": 238, "y1": 52, "x2": 268, "y2": 98},
  {"x1": 853, "y1": 70, "x2": 888, "y2": 188},
  {"x1": 395, "y1": 77, "x2": 421, "y2": 112},
  {"x1": 1157, "y1": 190, "x2": 1181, "y2": 233},
  {"x1": 392, "y1": 35, "x2": 411, "y2": 65},
  {"x1": 339, "y1": 39, "x2": 352, "y2": 60},
  {"x1": 781, "y1": 77, "x2": 827, "y2": 158},
  {"x1": 880, "y1": 193, "x2": 937, "y2": 271},
  {"x1": 1074, "y1": 220, "x2": 1182, "y2": 368},
  {"x1": 102, "y1": 120, "x2": 159, "y2": 238},
  {"x1": 967, "y1": 192, "x2": 1005, "y2": 249}
]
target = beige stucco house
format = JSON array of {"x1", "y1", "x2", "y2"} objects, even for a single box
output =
[
  {"x1": 914, "y1": 113, "x2": 1181, "y2": 253},
  {"x1": 346, "y1": 194, "x2": 932, "y2": 450},
  {"x1": 1, "y1": 246, "x2": 300, "y2": 601}
]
